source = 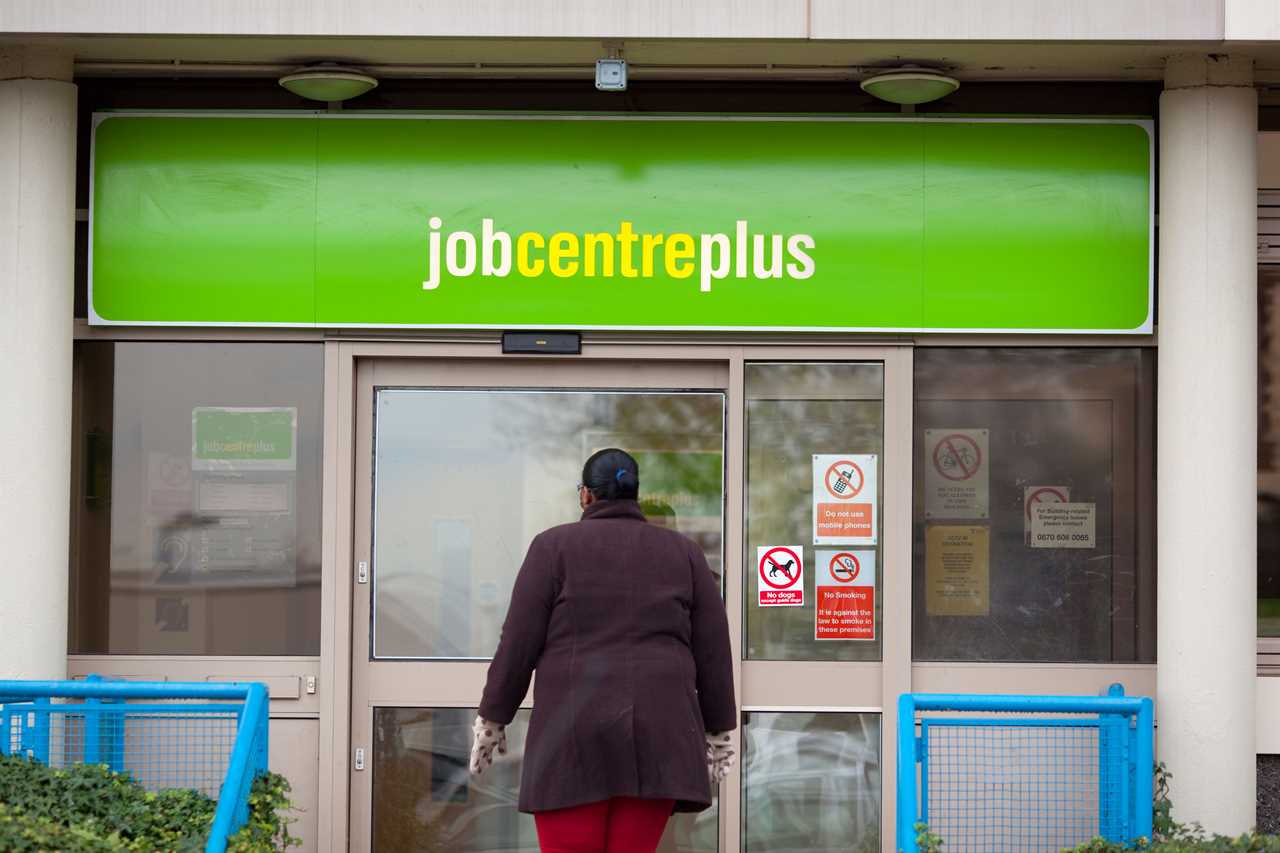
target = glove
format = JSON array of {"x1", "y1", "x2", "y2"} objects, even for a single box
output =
[
  {"x1": 469, "y1": 715, "x2": 508, "y2": 776},
  {"x1": 706, "y1": 731, "x2": 735, "y2": 784}
]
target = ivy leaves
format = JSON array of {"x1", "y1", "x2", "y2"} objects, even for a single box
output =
[{"x1": 0, "y1": 755, "x2": 298, "y2": 851}]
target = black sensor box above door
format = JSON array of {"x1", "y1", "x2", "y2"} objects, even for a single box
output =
[{"x1": 502, "y1": 332, "x2": 581, "y2": 355}]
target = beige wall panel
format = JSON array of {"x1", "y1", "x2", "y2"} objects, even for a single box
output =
[
  {"x1": 1259, "y1": 677, "x2": 1280, "y2": 754},
  {"x1": 913, "y1": 663, "x2": 1157, "y2": 703},
  {"x1": 270, "y1": 718, "x2": 320, "y2": 853},
  {"x1": 67, "y1": 656, "x2": 323, "y2": 715},
  {"x1": 810, "y1": 0, "x2": 1220, "y2": 41},
  {"x1": 1261, "y1": 132, "x2": 1280, "y2": 188},
  {"x1": 1228, "y1": 0, "x2": 1280, "y2": 41},
  {"x1": 0, "y1": 0, "x2": 807, "y2": 39}
]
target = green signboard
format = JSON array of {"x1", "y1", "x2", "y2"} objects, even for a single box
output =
[
  {"x1": 192, "y1": 407, "x2": 296, "y2": 471},
  {"x1": 90, "y1": 113, "x2": 1152, "y2": 333}
]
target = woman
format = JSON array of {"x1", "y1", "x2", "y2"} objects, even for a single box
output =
[{"x1": 470, "y1": 448, "x2": 737, "y2": 853}]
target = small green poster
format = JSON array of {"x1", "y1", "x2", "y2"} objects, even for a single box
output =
[{"x1": 192, "y1": 407, "x2": 297, "y2": 471}]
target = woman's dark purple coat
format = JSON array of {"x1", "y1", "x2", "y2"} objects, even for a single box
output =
[{"x1": 479, "y1": 499, "x2": 737, "y2": 814}]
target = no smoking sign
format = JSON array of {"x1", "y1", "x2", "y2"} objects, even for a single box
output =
[
  {"x1": 815, "y1": 550, "x2": 876, "y2": 641},
  {"x1": 757, "y1": 545, "x2": 804, "y2": 607}
]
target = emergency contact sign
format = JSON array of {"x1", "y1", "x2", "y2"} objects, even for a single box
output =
[{"x1": 1030, "y1": 502, "x2": 1097, "y2": 549}]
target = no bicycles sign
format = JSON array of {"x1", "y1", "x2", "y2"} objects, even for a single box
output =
[
  {"x1": 758, "y1": 545, "x2": 804, "y2": 607},
  {"x1": 812, "y1": 454, "x2": 878, "y2": 546},
  {"x1": 924, "y1": 429, "x2": 989, "y2": 519}
]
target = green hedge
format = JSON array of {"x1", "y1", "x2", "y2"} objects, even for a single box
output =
[
  {"x1": 0, "y1": 754, "x2": 298, "y2": 852},
  {"x1": 916, "y1": 825, "x2": 1280, "y2": 853},
  {"x1": 1067, "y1": 838, "x2": 1280, "y2": 852},
  {"x1": 913, "y1": 765, "x2": 1280, "y2": 853}
]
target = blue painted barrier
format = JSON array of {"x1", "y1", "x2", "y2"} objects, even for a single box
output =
[
  {"x1": 897, "y1": 686, "x2": 1154, "y2": 852},
  {"x1": 0, "y1": 676, "x2": 270, "y2": 853}
]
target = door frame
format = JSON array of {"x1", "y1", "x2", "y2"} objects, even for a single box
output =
[
  {"x1": 326, "y1": 339, "x2": 913, "y2": 853},
  {"x1": 350, "y1": 353, "x2": 731, "y2": 849}
]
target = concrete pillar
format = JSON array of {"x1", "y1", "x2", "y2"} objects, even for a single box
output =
[
  {"x1": 0, "y1": 47, "x2": 76, "y2": 679},
  {"x1": 1158, "y1": 53, "x2": 1257, "y2": 833}
]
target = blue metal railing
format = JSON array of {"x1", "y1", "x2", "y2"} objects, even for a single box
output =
[
  {"x1": 897, "y1": 687, "x2": 1154, "y2": 853},
  {"x1": 0, "y1": 677, "x2": 270, "y2": 853}
]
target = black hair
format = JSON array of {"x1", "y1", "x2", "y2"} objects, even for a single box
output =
[{"x1": 582, "y1": 448, "x2": 640, "y2": 501}]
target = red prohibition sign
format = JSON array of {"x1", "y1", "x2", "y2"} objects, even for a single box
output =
[
  {"x1": 824, "y1": 461, "x2": 864, "y2": 499},
  {"x1": 829, "y1": 552, "x2": 860, "y2": 583},
  {"x1": 932, "y1": 433, "x2": 982, "y2": 482},
  {"x1": 1025, "y1": 486, "x2": 1069, "y2": 520},
  {"x1": 759, "y1": 546, "x2": 801, "y2": 590}
]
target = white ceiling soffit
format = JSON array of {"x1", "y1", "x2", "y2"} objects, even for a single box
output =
[
  {"x1": 3, "y1": 2, "x2": 1280, "y2": 82},
  {"x1": 10, "y1": 35, "x2": 1279, "y2": 82},
  {"x1": 0, "y1": 0, "x2": 1239, "y2": 41}
]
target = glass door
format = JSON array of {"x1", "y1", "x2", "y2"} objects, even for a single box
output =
[
  {"x1": 736, "y1": 359, "x2": 903, "y2": 853},
  {"x1": 348, "y1": 347, "x2": 912, "y2": 852},
  {"x1": 350, "y1": 357, "x2": 731, "y2": 852}
]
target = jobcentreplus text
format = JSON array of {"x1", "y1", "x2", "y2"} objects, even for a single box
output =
[{"x1": 422, "y1": 217, "x2": 816, "y2": 293}]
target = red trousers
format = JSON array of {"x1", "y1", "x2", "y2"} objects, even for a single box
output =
[{"x1": 533, "y1": 797, "x2": 675, "y2": 853}]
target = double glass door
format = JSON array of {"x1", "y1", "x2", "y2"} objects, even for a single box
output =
[{"x1": 349, "y1": 349, "x2": 908, "y2": 852}]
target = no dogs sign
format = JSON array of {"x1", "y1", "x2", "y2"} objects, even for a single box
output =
[{"x1": 757, "y1": 545, "x2": 804, "y2": 607}]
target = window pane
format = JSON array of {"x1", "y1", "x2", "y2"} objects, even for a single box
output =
[
  {"x1": 373, "y1": 389, "x2": 725, "y2": 659},
  {"x1": 1261, "y1": 276, "x2": 1280, "y2": 635},
  {"x1": 745, "y1": 363, "x2": 884, "y2": 661},
  {"x1": 1261, "y1": 494, "x2": 1280, "y2": 636},
  {"x1": 69, "y1": 342, "x2": 324, "y2": 656},
  {"x1": 912, "y1": 348, "x2": 1156, "y2": 663},
  {"x1": 373, "y1": 707, "x2": 717, "y2": 852},
  {"x1": 743, "y1": 711, "x2": 881, "y2": 852}
]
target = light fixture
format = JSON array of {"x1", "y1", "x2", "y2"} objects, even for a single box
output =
[
  {"x1": 279, "y1": 64, "x2": 378, "y2": 103},
  {"x1": 859, "y1": 66, "x2": 959, "y2": 105}
]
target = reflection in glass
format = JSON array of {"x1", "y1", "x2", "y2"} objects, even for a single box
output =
[
  {"x1": 743, "y1": 711, "x2": 881, "y2": 852},
  {"x1": 372, "y1": 708, "x2": 717, "y2": 852},
  {"x1": 69, "y1": 342, "x2": 324, "y2": 655},
  {"x1": 1260, "y1": 276, "x2": 1280, "y2": 637},
  {"x1": 745, "y1": 364, "x2": 884, "y2": 661},
  {"x1": 372, "y1": 390, "x2": 725, "y2": 659},
  {"x1": 912, "y1": 349, "x2": 1156, "y2": 662},
  {"x1": 1261, "y1": 496, "x2": 1280, "y2": 637}
]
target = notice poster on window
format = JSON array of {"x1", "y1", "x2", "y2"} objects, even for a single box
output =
[
  {"x1": 1030, "y1": 502, "x2": 1097, "y2": 549},
  {"x1": 757, "y1": 545, "x2": 804, "y2": 607},
  {"x1": 1024, "y1": 485, "x2": 1071, "y2": 543},
  {"x1": 811, "y1": 454, "x2": 878, "y2": 545},
  {"x1": 146, "y1": 451, "x2": 193, "y2": 514},
  {"x1": 181, "y1": 406, "x2": 300, "y2": 588},
  {"x1": 814, "y1": 550, "x2": 875, "y2": 641},
  {"x1": 192, "y1": 407, "x2": 297, "y2": 472},
  {"x1": 924, "y1": 429, "x2": 989, "y2": 519},
  {"x1": 925, "y1": 525, "x2": 990, "y2": 616}
]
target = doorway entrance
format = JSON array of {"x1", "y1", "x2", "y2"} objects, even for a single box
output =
[{"x1": 346, "y1": 346, "x2": 911, "y2": 852}]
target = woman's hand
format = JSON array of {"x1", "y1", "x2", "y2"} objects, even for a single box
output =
[
  {"x1": 469, "y1": 715, "x2": 508, "y2": 776},
  {"x1": 705, "y1": 731, "x2": 735, "y2": 784}
]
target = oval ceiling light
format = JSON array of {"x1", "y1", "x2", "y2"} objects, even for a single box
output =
[
  {"x1": 279, "y1": 64, "x2": 378, "y2": 102},
  {"x1": 860, "y1": 66, "x2": 959, "y2": 105}
]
